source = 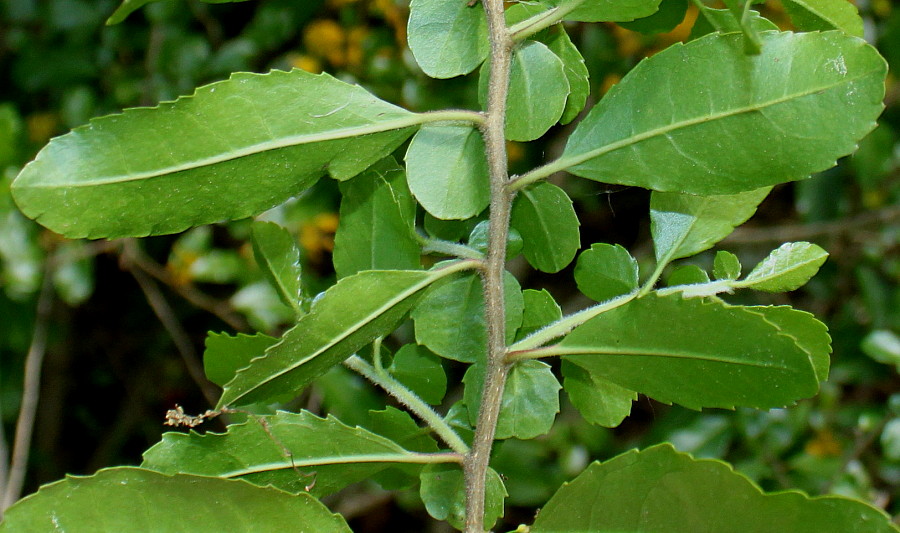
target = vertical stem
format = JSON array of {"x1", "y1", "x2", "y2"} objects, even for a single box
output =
[{"x1": 465, "y1": 0, "x2": 514, "y2": 531}]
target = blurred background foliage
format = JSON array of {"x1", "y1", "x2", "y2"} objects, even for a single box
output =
[{"x1": 0, "y1": 0, "x2": 898, "y2": 530}]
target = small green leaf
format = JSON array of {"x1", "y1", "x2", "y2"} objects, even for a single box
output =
[
  {"x1": 412, "y1": 272, "x2": 524, "y2": 363},
  {"x1": 735, "y1": 242, "x2": 828, "y2": 292},
  {"x1": 651, "y1": 187, "x2": 770, "y2": 268},
  {"x1": 713, "y1": 250, "x2": 742, "y2": 280},
  {"x1": 517, "y1": 288, "x2": 563, "y2": 340},
  {"x1": 562, "y1": 360, "x2": 636, "y2": 428},
  {"x1": 574, "y1": 243, "x2": 639, "y2": 302},
  {"x1": 107, "y1": 0, "x2": 253, "y2": 25},
  {"x1": 467, "y1": 221, "x2": 524, "y2": 260},
  {"x1": 539, "y1": 0, "x2": 663, "y2": 22},
  {"x1": 0, "y1": 468, "x2": 351, "y2": 533},
  {"x1": 558, "y1": 32, "x2": 887, "y2": 195},
  {"x1": 251, "y1": 221, "x2": 303, "y2": 314},
  {"x1": 495, "y1": 360, "x2": 561, "y2": 440},
  {"x1": 142, "y1": 411, "x2": 424, "y2": 498},
  {"x1": 511, "y1": 182, "x2": 580, "y2": 273},
  {"x1": 531, "y1": 444, "x2": 897, "y2": 532},
  {"x1": 221, "y1": 265, "x2": 469, "y2": 406},
  {"x1": 667, "y1": 264, "x2": 710, "y2": 286},
  {"x1": 388, "y1": 344, "x2": 447, "y2": 405},
  {"x1": 556, "y1": 294, "x2": 828, "y2": 409},
  {"x1": 545, "y1": 27, "x2": 591, "y2": 124},
  {"x1": 407, "y1": 0, "x2": 489, "y2": 78},
  {"x1": 782, "y1": 0, "x2": 864, "y2": 37},
  {"x1": 203, "y1": 331, "x2": 278, "y2": 388},
  {"x1": 405, "y1": 125, "x2": 489, "y2": 220},
  {"x1": 618, "y1": 0, "x2": 689, "y2": 34},
  {"x1": 480, "y1": 41, "x2": 569, "y2": 142},
  {"x1": 13, "y1": 69, "x2": 419, "y2": 239},
  {"x1": 333, "y1": 157, "x2": 421, "y2": 278},
  {"x1": 420, "y1": 464, "x2": 506, "y2": 531},
  {"x1": 689, "y1": 6, "x2": 778, "y2": 40}
]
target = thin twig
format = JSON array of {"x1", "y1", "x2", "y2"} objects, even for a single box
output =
[
  {"x1": 723, "y1": 206, "x2": 900, "y2": 244},
  {"x1": 1, "y1": 264, "x2": 55, "y2": 514},
  {"x1": 120, "y1": 239, "x2": 249, "y2": 332},
  {"x1": 126, "y1": 263, "x2": 221, "y2": 408}
]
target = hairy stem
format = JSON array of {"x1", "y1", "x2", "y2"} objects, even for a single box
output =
[
  {"x1": 508, "y1": 0, "x2": 585, "y2": 41},
  {"x1": 344, "y1": 355, "x2": 470, "y2": 456},
  {"x1": 465, "y1": 0, "x2": 514, "y2": 531}
]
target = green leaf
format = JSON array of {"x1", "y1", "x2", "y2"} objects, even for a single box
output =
[
  {"x1": 107, "y1": 0, "x2": 253, "y2": 25},
  {"x1": 220, "y1": 264, "x2": 469, "y2": 406},
  {"x1": 651, "y1": 187, "x2": 770, "y2": 268},
  {"x1": 407, "y1": 0, "x2": 489, "y2": 78},
  {"x1": 142, "y1": 411, "x2": 424, "y2": 498},
  {"x1": 365, "y1": 407, "x2": 440, "y2": 490},
  {"x1": 251, "y1": 221, "x2": 303, "y2": 314},
  {"x1": 574, "y1": 243, "x2": 639, "y2": 302},
  {"x1": 562, "y1": 360, "x2": 636, "y2": 428},
  {"x1": 0, "y1": 468, "x2": 350, "y2": 533},
  {"x1": 203, "y1": 331, "x2": 278, "y2": 388},
  {"x1": 405, "y1": 125, "x2": 489, "y2": 220},
  {"x1": 495, "y1": 360, "x2": 561, "y2": 439},
  {"x1": 517, "y1": 288, "x2": 563, "y2": 340},
  {"x1": 723, "y1": 0, "x2": 764, "y2": 54},
  {"x1": 531, "y1": 444, "x2": 897, "y2": 532},
  {"x1": 752, "y1": 305, "x2": 831, "y2": 382},
  {"x1": 480, "y1": 41, "x2": 569, "y2": 142},
  {"x1": 544, "y1": 27, "x2": 590, "y2": 124},
  {"x1": 558, "y1": 31, "x2": 887, "y2": 195},
  {"x1": 12, "y1": 69, "x2": 419, "y2": 239},
  {"x1": 713, "y1": 250, "x2": 742, "y2": 280},
  {"x1": 539, "y1": 0, "x2": 663, "y2": 23},
  {"x1": 511, "y1": 182, "x2": 581, "y2": 273},
  {"x1": 667, "y1": 264, "x2": 710, "y2": 286},
  {"x1": 388, "y1": 344, "x2": 447, "y2": 405},
  {"x1": 861, "y1": 330, "x2": 900, "y2": 371},
  {"x1": 689, "y1": 6, "x2": 778, "y2": 40},
  {"x1": 412, "y1": 271, "x2": 524, "y2": 363},
  {"x1": 468, "y1": 220, "x2": 524, "y2": 260},
  {"x1": 555, "y1": 294, "x2": 828, "y2": 409},
  {"x1": 618, "y1": 0, "x2": 689, "y2": 34},
  {"x1": 333, "y1": 157, "x2": 421, "y2": 278},
  {"x1": 420, "y1": 464, "x2": 506, "y2": 531},
  {"x1": 782, "y1": 0, "x2": 864, "y2": 37},
  {"x1": 735, "y1": 242, "x2": 828, "y2": 292}
]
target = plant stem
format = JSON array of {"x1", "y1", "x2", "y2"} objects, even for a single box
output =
[
  {"x1": 420, "y1": 109, "x2": 487, "y2": 126},
  {"x1": 416, "y1": 232, "x2": 485, "y2": 260},
  {"x1": 343, "y1": 356, "x2": 470, "y2": 456},
  {"x1": 508, "y1": 0, "x2": 585, "y2": 41},
  {"x1": 465, "y1": 0, "x2": 514, "y2": 530}
]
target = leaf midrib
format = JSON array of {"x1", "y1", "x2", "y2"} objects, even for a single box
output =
[
  {"x1": 556, "y1": 345, "x2": 795, "y2": 370},
  {"x1": 28, "y1": 114, "x2": 422, "y2": 189}
]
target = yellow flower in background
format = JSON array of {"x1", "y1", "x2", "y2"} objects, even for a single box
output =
[
  {"x1": 304, "y1": 19, "x2": 347, "y2": 67},
  {"x1": 288, "y1": 53, "x2": 323, "y2": 73},
  {"x1": 300, "y1": 212, "x2": 339, "y2": 264},
  {"x1": 26, "y1": 112, "x2": 58, "y2": 144}
]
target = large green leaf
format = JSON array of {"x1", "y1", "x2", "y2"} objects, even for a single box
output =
[
  {"x1": 407, "y1": 0, "x2": 489, "y2": 79},
  {"x1": 0, "y1": 468, "x2": 350, "y2": 533},
  {"x1": 333, "y1": 157, "x2": 421, "y2": 278},
  {"x1": 142, "y1": 411, "x2": 432, "y2": 498},
  {"x1": 13, "y1": 69, "x2": 419, "y2": 239},
  {"x1": 220, "y1": 264, "x2": 471, "y2": 406},
  {"x1": 511, "y1": 181, "x2": 581, "y2": 273},
  {"x1": 405, "y1": 125, "x2": 489, "y2": 220},
  {"x1": 734, "y1": 241, "x2": 828, "y2": 292},
  {"x1": 554, "y1": 294, "x2": 829, "y2": 409},
  {"x1": 782, "y1": 0, "x2": 864, "y2": 37},
  {"x1": 531, "y1": 444, "x2": 897, "y2": 532},
  {"x1": 651, "y1": 187, "x2": 770, "y2": 267},
  {"x1": 480, "y1": 41, "x2": 569, "y2": 142},
  {"x1": 557, "y1": 31, "x2": 886, "y2": 195},
  {"x1": 251, "y1": 221, "x2": 303, "y2": 314},
  {"x1": 538, "y1": 0, "x2": 662, "y2": 23},
  {"x1": 107, "y1": 0, "x2": 252, "y2": 25}
]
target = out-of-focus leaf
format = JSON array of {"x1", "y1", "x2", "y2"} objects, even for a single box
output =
[
  {"x1": 51, "y1": 242, "x2": 94, "y2": 306},
  {"x1": 558, "y1": 32, "x2": 887, "y2": 195},
  {"x1": 406, "y1": 125, "x2": 489, "y2": 220},
  {"x1": 511, "y1": 182, "x2": 580, "y2": 273},
  {"x1": 333, "y1": 157, "x2": 421, "y2": 277},
  {"x1": 407, "y1": 0, "x2": 489, "y2": 79},
  {"x1": 142, "y1": 411, "x2": 430, "y2": 498},
  {"x1": 13, "y1": 69, "x2": 420, "y2": 239},
  {"x1": 861, "y1": 330, "x2": 900, "y2": 371},
  {"x1": 420, "y1": 464, "x2": 505, "y2": 531},
  {"x1": 107, "y1": 0, "x2": 252, "y2": 25},
  {"x1": 0, "y1": 468, "x2": 351, "y2": 533},
  {"x1": 531, "y1": 444, "x2": 897, "y2": 532},
  {"x1": 619, "y1": 0, "x2": 689, "y2": 34},
  {"x1": 734, "y1": 242, "x2": 828, "y2": 292},
  {"x1": 251, "y1": 221, "x2": 303, "y2": 315}
]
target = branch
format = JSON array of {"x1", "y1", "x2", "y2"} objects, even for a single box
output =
[
  {"x1": 465, "y1": 0, "x2": 515, "y2": 530},
  {"x1": 723, "y1": 206, "x2": 900, "y2": 245},
  {"x1": 1, "y1": 264, "x2": 55, "y2": 514}
]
